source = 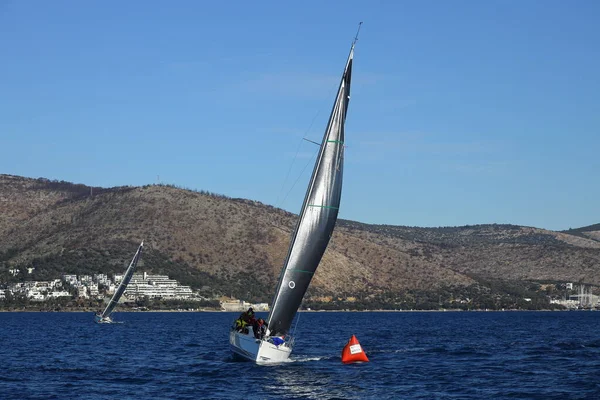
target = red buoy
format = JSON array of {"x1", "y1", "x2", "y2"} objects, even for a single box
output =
[{"x1": 341, "y1": 334, "x2": 369, "y2": 364}]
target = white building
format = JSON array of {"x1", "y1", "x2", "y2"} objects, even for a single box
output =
[
  {"x1": 94, "y1": 274, "x2": 110, "y2": 286},
  {"x1": 220, "y1": 300, "x2": 269, "y2": 312},
  {"x1": 11, "y1": 280, "x2": 62, "y2": 298},
  {"x1": 252, "y1": 303, "x2": 269, "y2": 311},
  {"x1": 62, "y1": 274, "x2": 78, "y2": 285},
  {"x1": 77, "y1": 286, "x2": 88, "y2": 298},
  {"x1": 27, "y1": 291, "x2": 45, "y2": 301},
  {"x1": 88, "y1": 283, "x2": 99, "y2": 297},
  {"x1": 551, "y1": 299, "x2": 579, "y2": 309},
  {"x1": 175, "y1": 286, "x2": 194, "y2": 298},
  {"x1": 105, "y1": 284, "x2": 116, "y2": 295},
  {"x1": 47, "y1": 291, "x2": 71, "y2": 298},
  {"x1": 124, "y1": 272, "x2": 194, "y2": 299},
  {"x1": 3, "y1": 279, "x2": 74, "y2": 301},
  {"x1": 570, "y1": 294, "x2": 599, "y2": 307},
  {"x1": 32, "y1": 281, "x2": 52, "y2": 290}
]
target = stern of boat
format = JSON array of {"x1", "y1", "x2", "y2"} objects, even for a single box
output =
[
  {"x1": 229, "y1": 329, "x2": 293, "y2": 364},
  {"x1": 94, "y1": 313, "x2": 113, "y2": 324}
]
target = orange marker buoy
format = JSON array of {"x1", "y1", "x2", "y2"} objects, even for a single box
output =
[{"x1": 341, "y1": 334, "x2": 369, "y2": 364}]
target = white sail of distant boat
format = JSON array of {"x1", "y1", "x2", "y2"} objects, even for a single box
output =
[
  {"x1": 94, "y1": 241, "x2": 144, "y2": 323},
  {"x1": 229, "y1": 25, "x2": 360, "y2": 363}
]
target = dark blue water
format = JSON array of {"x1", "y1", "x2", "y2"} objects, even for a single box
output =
[{"x1": 1, "y1": 311, "x2": 600, "y2": 399}]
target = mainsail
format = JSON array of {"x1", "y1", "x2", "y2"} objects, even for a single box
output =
[
  {"x1": 266, "y1": 39, "x2": 356, "y2": 337},
  {"x1": 100, "y1": 241, "x2": 144, "y2": 319}
]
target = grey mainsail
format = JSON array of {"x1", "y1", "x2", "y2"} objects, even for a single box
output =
[
  {"x1": 100, "y1": 241, "x2": 144, "y2": 319},
  {"x1": 266, "y1": 39, "x2": 356, "y2": 337}
]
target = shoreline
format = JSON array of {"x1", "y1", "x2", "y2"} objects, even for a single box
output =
[{"x1": 0, "y1": 308, "x2": 577, "y2": 313}]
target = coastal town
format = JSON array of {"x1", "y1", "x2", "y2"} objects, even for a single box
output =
[
  {"x1": 0, "y1": 269, "x2": 598, "y2": 312},
  {"x1": 0, "y1": 270, "x2": 269, "y2": 312}
]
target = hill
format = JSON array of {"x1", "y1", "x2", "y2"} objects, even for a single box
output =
[
  {"x1": 1, "y1": 174, "x2": 599, "y2": 309},
  {"x1": 562, "y1": 224, "x2": 600, "y2": 241}
]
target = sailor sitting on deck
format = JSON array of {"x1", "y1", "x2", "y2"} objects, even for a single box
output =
[
  {"x1": 253, "y1": 318, "x2": 268, "y2": 340},
  {"x1": 242, "y1": 308, "x2": 255, "y2": 325},
  {"x1": 234, "y1": 317, "x2": 249, "y2": 334}
]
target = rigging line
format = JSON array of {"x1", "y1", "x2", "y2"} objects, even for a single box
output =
[
  {"x1": 279, "y1": 149, "x2": 318, "y2": 207},
  {"x1": 300, "y1": 61, "x2": 348, "y2": 144},
  {"x1": 274, "y1": 104, "x2": 323, "y2": 209},
  {"x1": 277, "y1": 73, "x2": 341, "y2": 208},
  {"x1": 303, "y1": 138, "x2": 320, "y2": 146},
  {"x1": 275, "y1": 136, "x2": 304, "y2": 208},
  {"x1": 291, "y1": 308, "x2": 301, "y2": 337}
]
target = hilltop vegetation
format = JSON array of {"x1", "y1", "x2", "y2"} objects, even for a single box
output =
[
  {"x1": 562, "y1": 224, "x2": 600, "y2": 241},
  {"x1": 1, "y1": 174, "x2": 599, "y2": 309}
]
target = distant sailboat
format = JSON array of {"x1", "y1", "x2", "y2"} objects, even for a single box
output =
[
  {"x1": 94, "y1": 241, "x2": 144, "y2": 323},
  {"x1": 229, "y1": 25, "x2": 360, "y2": 363}
]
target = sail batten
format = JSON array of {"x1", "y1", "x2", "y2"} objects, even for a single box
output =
[
  {"x1": 266, "y1": 43, "x2": 355, "y2": 336},
  {"x1": 100, "y1": 242, "x2": 144, "y2": 319}
]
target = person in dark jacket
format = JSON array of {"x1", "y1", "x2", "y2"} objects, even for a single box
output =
[
  {"x1": 242, "y1": 307, "x2": 255, "y2": 325},
  {"x1": 253, "y1": 318, "x2": 268, "y2": 339}
]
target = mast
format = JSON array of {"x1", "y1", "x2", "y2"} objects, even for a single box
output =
[
  {"x1": 267, "y1": 27, "x2": 359, "y2": 336},
  {"x1": 101, "y1": 241, "x2": 144, "y2": 319}
]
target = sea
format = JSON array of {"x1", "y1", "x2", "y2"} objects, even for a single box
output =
[{"x1": 1, "y1": 311, "x2": 600, "y2": 399}]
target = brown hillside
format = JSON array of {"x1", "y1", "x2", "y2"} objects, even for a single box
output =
[{"x1": 1, "y1": 174, "x2": 599, "y2": 301}]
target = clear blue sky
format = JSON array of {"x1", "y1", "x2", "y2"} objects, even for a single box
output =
[{"x1": 1, "y1": 1, "x2": 598, "y2": 231}]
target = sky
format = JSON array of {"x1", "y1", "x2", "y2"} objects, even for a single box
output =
[{"x1": 1, "y1": 1, "x2": 598, "y2": 231}]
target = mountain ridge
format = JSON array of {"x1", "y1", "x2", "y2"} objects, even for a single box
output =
[{"x1": 1, "y1": 174, "x2": 599, "y2": 306}]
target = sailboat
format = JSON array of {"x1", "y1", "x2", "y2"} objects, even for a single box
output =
[
  {"x1": 229, "y1": 25, "x2": 360, "y2": 363},
  {"x1": 94, "y1": 241, "x2": 144, "y2": 323}
]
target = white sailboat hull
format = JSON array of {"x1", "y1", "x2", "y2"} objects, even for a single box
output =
[
  {"x1": 229, "y1": 330, "x2": 292, "y2": 364},
  {"x1": 94, "y1": 313, "x2": 113, "y2": 324}
]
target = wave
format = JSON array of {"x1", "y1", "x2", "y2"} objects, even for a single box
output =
[{"x1": 288, "y1": 356, "x2": 330, "y2": 363}]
